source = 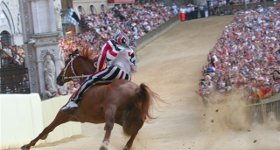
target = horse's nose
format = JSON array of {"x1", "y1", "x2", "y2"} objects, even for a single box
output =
[{"x1": 56, "y1": 76, "x2": 64, "y2": 86}]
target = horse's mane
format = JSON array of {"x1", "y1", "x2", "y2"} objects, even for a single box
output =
[
  {"x1": 67, "y1": 46, "x2": 99, "y2": 61},
  {"x1": 79, "y1": 46, "x2": 99, "y2": 60}
]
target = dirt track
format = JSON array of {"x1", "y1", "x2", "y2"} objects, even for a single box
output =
[{"x1": 31, "y1": 16, "x2": 280, "y2": 150}]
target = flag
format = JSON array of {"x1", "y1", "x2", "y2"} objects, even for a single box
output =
[{"x1": 65, "y1": 8, "x2": 80, "y2": 26}]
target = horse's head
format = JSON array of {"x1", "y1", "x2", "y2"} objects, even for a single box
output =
[{"x1": 56, "y1": 55, "x2": 97, "y2": 86}]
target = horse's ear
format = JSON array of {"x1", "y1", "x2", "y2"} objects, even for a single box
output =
[{"x1": 74, "y1": 49, "x2": 79, "y2": 55}]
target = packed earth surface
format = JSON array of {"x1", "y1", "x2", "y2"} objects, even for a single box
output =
[{"x1": 19, "y1": 16, "x2": 280, "y2": 150}]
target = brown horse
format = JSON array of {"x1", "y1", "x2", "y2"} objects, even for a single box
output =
[{"x1": 21, "y1": 53, "x2": 158, "y2": 150}]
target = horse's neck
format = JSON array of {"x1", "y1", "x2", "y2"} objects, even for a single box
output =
[
  {"x1": 78, "y1": 57, "x2": 96, "y2": 75},
  {"x1": 75, "y1": 57, "x2": 96, "y2": 84}
]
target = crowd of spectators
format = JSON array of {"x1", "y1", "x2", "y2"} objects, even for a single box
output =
[
  {"x1": 208, "y1": 0, "x2": 261, "y2": 7},
  {"x1": 0, "y1": 45, "x2": 30, "y2": 94},
  {"x1": 1, "y1": 45, "x2": 25, "y2": 66},
  {"x1": 206, "y1": 0, "x2": 277, "y2": 16},
  {"x1": 207, "y1": 0, "x2": 271, "y2": 8},
  {"x1": 198, "y1": 5, "x2": 280, "y2": 103},
  {"x1": 82, "y1": 2, "x2": 175, "y2": 47},
  {"x1": 59, "y1": 2, "x2": 176, "y2": 93},
  {"x1": 59, "y1": 31, "x2": 101, "y2": 60},
  {"x1": 59, "y1": 2, "x2": 176, "y2": 60}
]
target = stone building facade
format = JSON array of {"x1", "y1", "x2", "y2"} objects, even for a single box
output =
[
  {"x1": 18, "y1": 0, "x2": 66, "y2": 99},
  {"x1": 73, "y1": 0, "x2": 107, "y2": 15},
  {"x1": 0, "y1": 0, "x2": 107, "y2": 98},
  {"x1": 0, "y1": 0, "x2": 23, "y2": 47}
]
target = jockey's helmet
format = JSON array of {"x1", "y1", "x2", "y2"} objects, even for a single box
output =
[{"x1": 114, "y1": 33, "x2": 128, "y2": 45}]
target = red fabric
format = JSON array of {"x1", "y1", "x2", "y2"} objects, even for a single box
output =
[
  {"x1": 117, "y1": 35, "x2": 124, "y2": 44},
  {"x1": 97, "y1": 46, "x2": 108, "y2": 72},
  {"x1": 97, "y1": 41, "x2": 118, "y2": 72},
  {"x1": 179, "y1": 13, "x2": 186, "y2": 21},
  {"x1": 120, "y1": 71, "x2": 124, "y2": 79}
]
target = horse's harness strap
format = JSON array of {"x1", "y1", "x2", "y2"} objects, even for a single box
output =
[
  {"x1": 63, "y1": 57, "x2": 75, "y2": 79},
  {"x1": 63, "y1": 75, "x2": 90, "y2": 79},
  {"x1": 63, "y1": 56, "x2": 86, "y2": 80},
  {"x1": 70, "y1": 59, "x2": 77, "y2": 76}
]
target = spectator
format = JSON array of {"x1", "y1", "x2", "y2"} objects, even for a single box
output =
[
  {"x1": 172, "y1": 3, "x2": 179, "y2": 15},
  {"x1": 198, "y1": 5, "x2": 280, "y2": 103}
]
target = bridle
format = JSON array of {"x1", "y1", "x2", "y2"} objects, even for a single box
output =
[{"x1": 62, "y1": 55, "x2": 90, "y2": 81}]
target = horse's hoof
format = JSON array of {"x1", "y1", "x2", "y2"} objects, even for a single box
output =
[
  {"x1": 41, "y1": 134, "x2": 48, "y2": 140},
  {"x1": 123, "y1": 146, "x2": 130, "y2": 150},
  {"x1": 21, "y1": 145, "x2": 30, "y2": 150},
  {"x1": 99, "y1": 145, "x2": 108, "y2": 150},
  {"x1": 99, "y1": 140, "x2": 109, "y2": 150}
]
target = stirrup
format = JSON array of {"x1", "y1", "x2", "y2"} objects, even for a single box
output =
[{"x1": 61, "y1": 101, "x2": 78, "y2": 112}]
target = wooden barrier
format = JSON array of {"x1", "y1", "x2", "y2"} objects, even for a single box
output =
[
  {"x1": 0, "y1": 94, "x2": 81, "y2": 149},
  {"x1": 1, "y1": 94, "x2": 44, "y2": 149},
  {"x1": 249, "y1": 94, "x2": 280, "y2": 124}
]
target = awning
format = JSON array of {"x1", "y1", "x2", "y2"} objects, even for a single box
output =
[{"x1": 108, "y1": 0, "x2": 135, "y2": 3}]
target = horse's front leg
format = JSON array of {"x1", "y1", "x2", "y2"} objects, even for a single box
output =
[
  {"x1": 21, "y1": 111, "x2": 70, "y2": 150},
  {"x1": 100, "y1": 106, "x2": 116, "y2": 150}
]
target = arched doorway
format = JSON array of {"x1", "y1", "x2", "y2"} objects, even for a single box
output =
[
  {"x1": 101, "y1": 4, "x2": 105, "y2": 13},
  {"x1": 90, "y1": 5, "x2": 97, "y2": 14},
  {"x1": 0, "y1": 30, "x2": 30, "y2": 93},
  {"x1": 78, "y1": 5, "x2": 85, "y2": 15},
  {"x1": 1, "y1": 30, "x2": 11, "y2": 48}
]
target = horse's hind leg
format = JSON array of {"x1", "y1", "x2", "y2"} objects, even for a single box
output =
[
  {"x1": 123, "y1": 131, "x2": 138, "y2": 150},
  {"x1": 123, "y1": 121, "x2": 144, "y2": 150},
  {"x1": 21, "y1": 111, "x2": 70, "y2": 150},
  {"x1": 100, "y1": 106, "x2": 117, "y2": 150}
]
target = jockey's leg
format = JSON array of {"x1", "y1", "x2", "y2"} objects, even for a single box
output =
[
  {"x1": 61, "y1": 75, "x2": 96, "y2": 111},
  {"x1": 75, "y1": 66, "x2": 121, "y2": 103},
  {"x1": 61, "y1": 66, "x2": 121, "y2": 111}
]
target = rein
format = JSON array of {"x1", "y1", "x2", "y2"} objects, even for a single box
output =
[
  {"x1": 62, "y1": 56, "x2": 91, "y2": 80},
  {"x1": 63, "y1": 75, "x2": 90, "y2": 79}
]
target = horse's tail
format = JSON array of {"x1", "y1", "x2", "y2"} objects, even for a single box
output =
[
  {"x1": 123, "y1": 83, "x2": 158, "y2": 135},
  {"x1": 136, "y1": 83, "x2": 157, "y2": 120}
]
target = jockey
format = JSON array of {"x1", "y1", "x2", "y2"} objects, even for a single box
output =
[{"x1": 61, "y1": 33, "x2": 136, "y2": 111}]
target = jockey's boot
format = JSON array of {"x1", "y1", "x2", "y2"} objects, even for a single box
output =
[{"x1": 61, "y1": 101, "x2": 78, "y2": 112}]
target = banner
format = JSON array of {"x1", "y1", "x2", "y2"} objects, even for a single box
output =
[{"x1": 65, "y1": 8, "x2": 80, "y2": 26}]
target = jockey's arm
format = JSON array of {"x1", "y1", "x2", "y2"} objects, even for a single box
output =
[
  {"x1": 130, "y1": 51, "x2": 136, "y2": 65},
  {"x1": 96, "y1": 43, "x2": 107, "y2": 72},
  {"x1": 96, "y1": 40, "x2": 119, "y2": 72},
  {"x1": 129, "y1": 50, "x2": 137, "y2": 73}
]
